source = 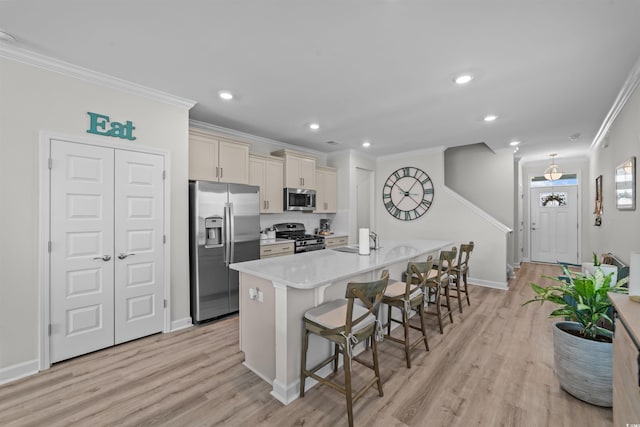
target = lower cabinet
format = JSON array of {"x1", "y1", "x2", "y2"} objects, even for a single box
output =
[
  {"x1": 260, "y1": 242, "x2": 295, "y2": 259},
  {"x1": 324, "y1": 235, "x2": 348, "y2": 248},
  {"x1": 613, "y1": 316, "x2": 640, "y2": 425}
]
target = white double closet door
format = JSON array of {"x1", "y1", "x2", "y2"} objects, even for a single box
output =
[{"x1": 49, "y1": 139, "x2": 165, "y2": 363}]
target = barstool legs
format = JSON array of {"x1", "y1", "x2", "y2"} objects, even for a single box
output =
[
  {"x1": 344, "y1": 352, "x2": 354, "y2": 427},
  {"x1": 445, "y1": 285, "x2": 454, "y2": 323},
  {"x1": 300, "y1": 328, "x2": 309, "y2": 398}
]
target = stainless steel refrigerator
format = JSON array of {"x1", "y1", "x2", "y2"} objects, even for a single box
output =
[{"x1": 189, "y1": 180, "x2": 260, "y2": 323}]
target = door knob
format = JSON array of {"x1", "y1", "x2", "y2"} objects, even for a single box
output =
[
  {"x1": 118, "y1": 253, "x2": 136, "y2": 260},
  {"x1": 93, "y1": 255, "x2": 112, "y2": 261}
]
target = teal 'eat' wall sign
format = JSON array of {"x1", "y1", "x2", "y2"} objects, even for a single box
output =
[{"x1": 87, "y1": 112, "x2": 136, "y2": 141}]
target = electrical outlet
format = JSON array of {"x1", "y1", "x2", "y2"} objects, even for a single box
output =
[{"x1": 248, "y1": 287, "x2": 263, "y2": 302}]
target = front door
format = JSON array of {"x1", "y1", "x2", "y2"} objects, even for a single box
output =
[{"x1": 530, "y1": 185, "x2": 578, "y2": 264}]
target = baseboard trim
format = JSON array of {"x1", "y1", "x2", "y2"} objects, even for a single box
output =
[
  {"x1": 0, "y1": 359, "x2": 39, "y2": 386},
  {"x1": 170, "y1": 317, "x2": 193, "y2": 332},
  {"x1": 469, "y1": 277, "x2": 509, "y2": 290}
]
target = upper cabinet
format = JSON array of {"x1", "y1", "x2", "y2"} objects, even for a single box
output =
[
  {"x1": 315, "y1": 166, "x2": 337, "y2": 213},
  {"x1": 249, "y1": 154, "x2": 284, "y2": 213},
  {"x1": 271, "y1": 149, "x2": 316, "y2": 190},
  {"x1": 189, "y1": 129, "x2": 250, "y2": 184}
]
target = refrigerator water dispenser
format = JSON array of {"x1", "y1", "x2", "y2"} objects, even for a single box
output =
[{"x1": 205, "y1": 217, "x2": 223, "y2": 247}]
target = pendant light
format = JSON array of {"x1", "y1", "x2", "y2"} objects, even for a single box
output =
[{"x1": 544, "y1": 154, "x2": 563, "y2": 181}]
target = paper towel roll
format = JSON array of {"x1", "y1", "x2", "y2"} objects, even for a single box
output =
[
  {"x1": 359, "y1": 228, "x2": 370, "y2": 255},
  {"x1": 629, "y1": 252, "x2": 640, "y2": 297}
]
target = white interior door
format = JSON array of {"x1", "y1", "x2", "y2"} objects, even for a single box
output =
[
  {"x1": 530, "y1": 186, "x2": 578, "y2": 264},
  {"x1": 114, "y1": 150, "x2": 165, "y2": 344},
  {"x1": 50, "y1": 139, "x2": 165, "y2": 362},
  {"x1": 50, "y1": 140, "x2": 115, "y2": 363}
]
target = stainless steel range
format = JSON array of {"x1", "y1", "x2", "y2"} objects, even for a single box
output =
[{"x1": 273, "y1": 223, "x2": 325, "y2": 253}]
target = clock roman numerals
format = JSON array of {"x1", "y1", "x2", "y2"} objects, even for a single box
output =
[{"x1": 383, "y1": 167, "x2": 434, "y2": 221}]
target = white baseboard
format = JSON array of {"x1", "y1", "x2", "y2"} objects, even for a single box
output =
[
  {"x1": 0, "y1": 320, "x2": 193, "y2": 386},
  {"x1": 271, "y1": 378, "x2": 299, "y2": 405},
  {"x1": 469, "y1": 277, "x2": 509, "y2": 290},
  {"x1": 0, "y1": 359, "x2": 39, "y2": 385},
  {"x1": 170, "y1": 317, "x2": 193, "y2": 332}
]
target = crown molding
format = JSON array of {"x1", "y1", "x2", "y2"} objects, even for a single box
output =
[
  {"x1": 591, "y1": 54, "x2": 640, "y2": 149},
  {"x1": 376, "y1": 145, "x2": 445, "y2": 162},
  {"x1": 189, "y1": 119, "x2": 325, "y2": 157},
  {"x1": 0, "y1": 44, "x2": 196, "y2": 110}
]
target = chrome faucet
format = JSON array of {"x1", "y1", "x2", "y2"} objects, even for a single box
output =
[{"x1": 369, "y1": 231, "x2": 379, "y2": 250}]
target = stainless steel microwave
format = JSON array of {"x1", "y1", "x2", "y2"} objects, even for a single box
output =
[{"x1": 284, "y1": 188, "x2": 316, "y2": 211}]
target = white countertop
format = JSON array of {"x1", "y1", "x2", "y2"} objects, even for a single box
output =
[
  {"x1": 231, "y1": 239, "x2": 451, "y2": 289},
  {"x1": 317, "y1": 233, "x2": 348, "y2": 238},
  {"x1": 259, "y1": 238, "x2": 291, "y2": 246}
]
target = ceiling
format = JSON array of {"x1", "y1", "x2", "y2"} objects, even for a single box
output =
[{"x1": 2, "y1": 0, "x2": 640, "y2": 162}]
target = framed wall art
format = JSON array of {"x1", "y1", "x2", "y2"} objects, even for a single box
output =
[
  {"x1": 615, "y1": 156, "x2": 636, "y2": 210},
  {"x1": 594, "y1": 175, "x2": 603, "y2": 226}
]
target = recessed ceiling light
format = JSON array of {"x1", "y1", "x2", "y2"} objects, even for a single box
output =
[
  {"x1": 484, "y1": 114, "x2": 498, "y2": 122},
  {"x1": 362, "y1": 141, "x2": 371, "y2": 148},
  {"x1": 454, "y1": 74, "x2": 474, "y2": 85},
  {"x1": 218, "y1": 91, "x2": 233, "y2": 100},
  {"x1": 309, "y1": 123, "x2": 320, "y2": 131},
  {"x1": 509, "y1": 140, "x2": 520, "y2": 146}
]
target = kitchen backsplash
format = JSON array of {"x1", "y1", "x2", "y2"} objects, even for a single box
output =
[{"x1": 260, "y1": 212, "x2": 334, "y2": 234}]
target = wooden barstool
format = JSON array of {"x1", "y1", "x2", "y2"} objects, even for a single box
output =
[
  {"x1": 450, "y1": 241, "x2": 474, "y2": 313},
  {"x1": 381, "y1": 257, "x2": 433, "y2": 368},
  {"x1": 424, "y1": 248, "x2": 457, "y2": 334},
  {"x1": 299, "y1": 271, "x2": 389, "y2": 427}
]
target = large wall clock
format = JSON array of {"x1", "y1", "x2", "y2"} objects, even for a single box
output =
[{"x1": 383, "y1": 166, "x2": 434, "y2": 220}]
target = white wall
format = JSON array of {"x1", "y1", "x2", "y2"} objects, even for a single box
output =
[
  {"x1": 376, "y1": 147, "x2": 511, "y2": 287},
  {"x1": 0, "y1": 57, "x2": 191, "y2": 372},
  {"x1": 588, "y1": 84, "x2": 640, "y2": 265},
  {"x1": 444, "y1": 143, "x2": 515, "y2": 227}
]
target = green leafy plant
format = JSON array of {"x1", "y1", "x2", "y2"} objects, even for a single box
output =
[
  {"x1": 523, "y1": 265, "x2": 628, "y2": 340},
  {"x1": 592, "y1": 252, "x2": 600, "y2": 266}
]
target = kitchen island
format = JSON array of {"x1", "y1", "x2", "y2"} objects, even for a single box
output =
[{"x1": 230, "y1": 239, "x2": 452, "y2": 405}]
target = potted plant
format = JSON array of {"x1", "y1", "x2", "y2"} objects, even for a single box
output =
[
  {"x1": 581, "y1": 252, "x2": 618, "y2": 287},
  {"x1": 523, "y1": 265, "x2": 628, "y2": 407}
]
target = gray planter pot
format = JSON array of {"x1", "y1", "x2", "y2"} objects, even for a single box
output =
[{"x1": 553, "y1": 321, "x2": 612, "y2": 407}]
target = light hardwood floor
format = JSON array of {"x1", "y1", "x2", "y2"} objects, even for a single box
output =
[{"x1": 0, "y1": 263, "x2": 612, "y2": 426}]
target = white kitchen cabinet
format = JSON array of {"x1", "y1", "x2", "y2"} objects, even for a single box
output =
[
  {"x1": 271, "y1": 149, "x2": 316, "y2": 189},
  {"x1": 324, "y1": 235, "x2": 348, "y2": 248},
  {"x1": 260, "y1": 242, "x2": 295, "y2": 258},
  {"x1": 250, "y1": 154, "x2": 284, "y2": 213},
  {"x1": 315, "y1": 166, "x2": 337, "y2": 213},
  {"x1": 189, "y1": 128, "x2": 250, "y2": 184}
]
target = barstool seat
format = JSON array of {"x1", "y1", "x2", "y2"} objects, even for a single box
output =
[
  {"x1": 383, "y1": 281, "x2": 421, "y2": 300},
  {"x1": 304, "y1": 299, "x2": 376, "y2": 332}
]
